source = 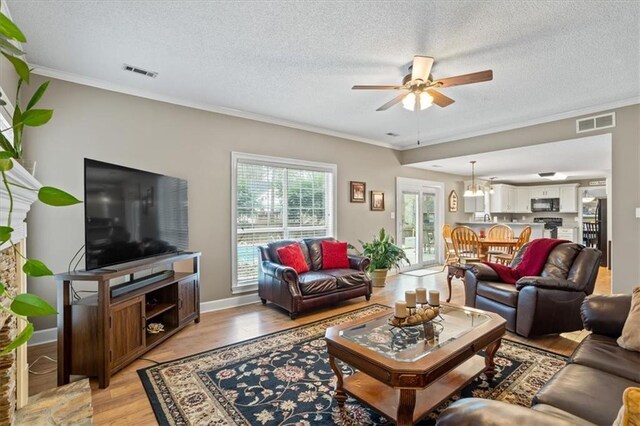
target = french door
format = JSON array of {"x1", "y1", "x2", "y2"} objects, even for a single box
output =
[{"x1": 396, "y1": 178, "x2": 444, "y2": 270}]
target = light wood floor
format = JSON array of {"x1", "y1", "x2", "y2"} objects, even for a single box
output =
[{"x1": 27, "y1": 267, "x2": 611, "y2": 425}]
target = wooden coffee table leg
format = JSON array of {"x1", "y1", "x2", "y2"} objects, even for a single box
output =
[
  {"x1": 397, "y1": 388, "x2": 417, "y2": 426},
  {"x1": 484, "y1": 338, "x2": 502, "y2": 380},
  {"x1": 328, "y1": 355, "x2": 347, "y2": 407}
]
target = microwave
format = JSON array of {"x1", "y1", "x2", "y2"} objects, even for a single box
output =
[{"x1": 531, "y1": 198, "x2": 560, "y2": 212}]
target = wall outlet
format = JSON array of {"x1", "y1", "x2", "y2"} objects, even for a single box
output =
[
  {"x1": 636, "y1": 208, "x2": 640, "y2": 218},
  {"x1": 574, "y1": 216, "x2": 579, "y2": 222},
  {"x1": 390, "y1": 211, "x2": 395, "y2": 219}
]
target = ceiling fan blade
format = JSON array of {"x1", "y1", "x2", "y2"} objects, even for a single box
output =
[
  {"x1": 352, "y1": 85, "x2": 404, "y2": 90},
  {"x1": 411, "y1": 55, "x2": 434, "y2": 82},
  {"x1": 427, "y1": 89, "x2": 455, "y2": 107},
  {"x1": 435, "y1": 70, "x2": 493, "y2": 88},
  {"x1": 376, "y1": 93, "x2": 406, "y2": 111}
]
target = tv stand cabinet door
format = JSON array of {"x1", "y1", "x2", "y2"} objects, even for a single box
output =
[
  {"x1": 178, "y1": 278, "x2": 198, "y2": 324},
  {"x1": 110, "y1": 296, "x2": 146, "y2": 369}
]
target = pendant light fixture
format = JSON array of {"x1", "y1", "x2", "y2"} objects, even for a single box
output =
[
  {"x1": 488, "y1": 177, "x2": 496, "y2": 194},
  {"x1": 463, "y1": 161, "x2": 485, "y2": 197}
]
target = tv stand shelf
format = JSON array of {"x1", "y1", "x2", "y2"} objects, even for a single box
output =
[{"x1": 55, "y1": 252, "x2": 201, "y2": 389}]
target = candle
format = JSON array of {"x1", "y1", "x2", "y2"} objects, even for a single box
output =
[
  {"x1": 416, "y1": 288, "x2": 427, "y2": 304},
  {"x1": 395, "y1": 300, "x2": 408, "y2": 318},
  {"x1": 405, "y1": 290, "x2": 417, "y2": 308},
  {"x1": 428, "y1": 290, "x2": 440, "y2": 306}
]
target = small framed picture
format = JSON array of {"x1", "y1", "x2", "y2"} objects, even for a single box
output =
[
  {"x1": 370, "y1": 191, "x2": 385, "y2": 211},
  {"x1": 350, "y1": 181, "x2": 366, "y2": 203},
  {"x1": 448, "y1": 190, "x2": 458, "y2": 212}
]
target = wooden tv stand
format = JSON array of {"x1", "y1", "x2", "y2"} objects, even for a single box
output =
[{"x1": 55, "y1": 252, "x2": 201, "y2": 388}]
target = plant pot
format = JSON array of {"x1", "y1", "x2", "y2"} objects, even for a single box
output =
[{"x1": 370, "y1": 269, "x2": 389, "y2": 287}]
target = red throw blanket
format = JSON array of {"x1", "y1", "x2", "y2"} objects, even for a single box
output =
[{"x1": 484, "y1": 238, "x2": 569, "y2": 284}]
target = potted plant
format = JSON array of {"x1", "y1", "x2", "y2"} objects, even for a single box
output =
[{"x1": 359, "y1": 228, "x2": 409, "y2": 287}]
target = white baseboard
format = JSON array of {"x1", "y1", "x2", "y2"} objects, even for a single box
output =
[
  {"x1": 27, "y1": 293, "x2": 261, "y2": 347},
  {"x1": 199, "y1": 293, "x2": 260, "y2": 313},
  {"x1": 28, "y1": 328, "x2": 58, "y2": 347}
]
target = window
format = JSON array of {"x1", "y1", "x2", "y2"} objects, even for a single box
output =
[{"x1": 232, "y1": 153, "x2": 336, "y2": 293}]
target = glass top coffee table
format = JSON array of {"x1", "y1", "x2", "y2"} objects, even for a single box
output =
[{"x1": 325, "y1": 304, "x2": 506, "y2": 425}]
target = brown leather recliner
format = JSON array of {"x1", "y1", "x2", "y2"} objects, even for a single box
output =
[
  {"x1": 258, "y1": 237, "x2": 372, "y2": 319},
  {"x1": 436, "y1": 294, "x2": 639, "y2": 426},
  {"x1": 464, "y1": 242, "x2": 601, "y2": 337}
]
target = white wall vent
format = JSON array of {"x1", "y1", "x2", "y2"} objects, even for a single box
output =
[
  {"x1": 576, "y1": 112, "x2": 615, "y2": 133},
  {"x1": 122, "y1": 64, "x2": 158, "y2": 78}
]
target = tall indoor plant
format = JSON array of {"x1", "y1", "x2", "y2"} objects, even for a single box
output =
[
  {"x1": 0, "y1": 2, "x2": 81, "y2": 353},
  {"x1": 359, "y1": 228, "x2": 409, "y2": 287}
]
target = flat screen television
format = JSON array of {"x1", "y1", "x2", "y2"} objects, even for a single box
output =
[{"x1": 84, "y1": 159, "x2": 189, "y2": 270}]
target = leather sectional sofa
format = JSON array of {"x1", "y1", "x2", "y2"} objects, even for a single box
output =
[
  {"x1": 437, "y1": 293, "x2": 639, "y2": 425},
  {"x1": 258, "y1": 237, "x2": 372, "y2": 319},
  {"x1": 464, "y1": 242, "x2": 601, "y2": 337}
]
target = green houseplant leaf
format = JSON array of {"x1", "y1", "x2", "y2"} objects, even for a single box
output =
[
  {"x1": 0, "y1": 323, "x2": 33, "y2": 355},
  {"x1": 0, "y1": 225, "x2": 13, "y2": 244},
  {"x1": 0, "y1": 133, "x2": 17, "y2": 157},
  {"x1": 11, "y1": 293, "x2": 57, "y2": 316},
  {"x1": 23, "y1": 259, "x2": 54, "y2": 277},
  {"x1": 0, "y1": 36, "x2": 24, "y2": 56},
  {"x1": 21, "y1": 109, "x2": 53, "y2": 126},
  {"x1": 38, "y1": 186, "x2": 82, "y2": 206},
  {"x1": 0, "y1": 12, "x2": 26, "y2": 42},
  {"x1": 0, "y1": 151, "x2": 13, "y2": 171},
  {"x1": 0, "y1": 282, "x2": 5, "y2": 297},
  {"x1": 1, "y1": 52, "x2": 29, "y2": 83},
  {"x1": 359, "y1": 228, "x2": 410, "y2": 271},
  {"x1": 26, "y1": 81, "x2": 49, "y2": 110}
]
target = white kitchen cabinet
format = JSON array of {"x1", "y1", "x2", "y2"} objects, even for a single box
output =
[
  {"x1": 557, "y1": 227, "x2": 578, "y2": 242},
  {"x1": 464, "y1": 194, "x2": 485, "y2": 213},
  {"x1": 490, "y1": 184, "x2": 516, "y2": 213},
  {"x1": 516, "y1": 187, "x2": 531, "y2": 213},
  {"x1": 559, "y1": 186, "x2": 578, "y2": 212},
  {"x1": 463, "y1": 181, "x2": 486, "y2": 213},
  {"x1": 530, "y1": 187, "x2": 560, "y2": 199}
]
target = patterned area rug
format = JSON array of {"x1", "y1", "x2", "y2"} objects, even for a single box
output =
[{"x1": 138, "y1": 304, "x2": 566, "y2": 425}]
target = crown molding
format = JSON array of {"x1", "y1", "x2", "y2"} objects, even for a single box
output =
[
  {"x1": 31, "y1": 65, "x2": 396, "y2": 150},
  {"x1": 396, "y1": 96, "x2": 640, "y2": 150}
]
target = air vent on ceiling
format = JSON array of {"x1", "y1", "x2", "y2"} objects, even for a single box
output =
[
  {"x1": 122, "y1": 64, "x2": 158, "y2": 78},
  {"x1": 576, "y1": 112, "x2": 615, "y2": 133}
]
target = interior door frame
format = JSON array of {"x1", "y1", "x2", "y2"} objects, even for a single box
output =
[{"x1": 396, "y1": 177, "x2": 445, "y2": 270}]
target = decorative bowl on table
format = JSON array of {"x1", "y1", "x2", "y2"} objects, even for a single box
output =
[
  {"x1": 147, "y1": 323, "x2": 165, "y2": 334},
  {"x1": 388, "y1": 305, "x2": 440, "y2": 327}
]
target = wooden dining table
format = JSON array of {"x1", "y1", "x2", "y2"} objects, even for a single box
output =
[{"x1": 477, "y1": 237, "x2": 519, "y2": 257}]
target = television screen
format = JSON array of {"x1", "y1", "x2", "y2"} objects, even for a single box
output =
[{"x1": 84, "y1": 159, "x2": 188, "y2": 270}]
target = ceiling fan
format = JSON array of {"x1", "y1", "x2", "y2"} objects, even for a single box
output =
[{"x1": 352, "y1": 55, "x2": 493, "y2": 111}]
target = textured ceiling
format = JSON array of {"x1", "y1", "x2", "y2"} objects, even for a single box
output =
[
  {"x1": 6, "y1": 1, "x2": 640, "y2": 148},
  {"x1": 408, "y1": 134, "x2": 611, "y2": 183}
]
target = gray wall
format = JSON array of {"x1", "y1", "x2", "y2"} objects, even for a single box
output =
[
  {"x1": 22, "y1": 76, "x2": 468, "y2": 330},
  {"x1": 401, "y1": 104, "x2": 640, "y2": 294}
]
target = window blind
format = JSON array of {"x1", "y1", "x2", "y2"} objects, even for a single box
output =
[{"x1": 233, "y1": 155, "x2": 335, "y2": 288}]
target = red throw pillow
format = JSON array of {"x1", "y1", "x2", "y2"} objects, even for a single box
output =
[
  {"x1": 276, "y1": 243, "x2": 309, "y2": 274},
  {"x1": 322, "y1": 240, "x2": 350, "y2": 269}
]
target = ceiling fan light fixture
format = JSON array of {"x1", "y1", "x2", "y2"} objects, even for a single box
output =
[{"x1": 402, "y1": 92, "x2": 434, "y2": 111}]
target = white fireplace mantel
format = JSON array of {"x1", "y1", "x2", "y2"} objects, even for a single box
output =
[{"x1": 0, "y1": 161, "x2": 42, "y2": 252}]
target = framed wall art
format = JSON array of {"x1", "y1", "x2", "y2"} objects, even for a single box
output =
[
  {"x1": 448, "y1": 190, "x2": 458, "y2": 212},
  {"x1": 370, "y1": 191, "x2": 385, "y2": 211},
  {"x1": 350, "y1": 181, "x2": 366, "y2": 203}
]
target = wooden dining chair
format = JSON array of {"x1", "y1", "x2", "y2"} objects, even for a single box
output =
[
  {"x1": 451, "y1": 226, "x2": 484, "y2": 263},
  {"x1": 494, "y1": 226, "x2": 532, "y2": 265},
  {"x1": 486, "y1": 224, "x2": 514, "y2": 262},
  {"x1": 441, "y1": 224, "x2": 458, "y2": 270}
]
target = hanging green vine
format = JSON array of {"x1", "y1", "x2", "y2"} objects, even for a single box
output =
[{"x1": 0, "y1": 1, "x2": 81, "y2": 354}]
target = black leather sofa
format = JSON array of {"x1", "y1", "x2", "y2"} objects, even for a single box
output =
[
  {"x1": 464, "y1": 242, "x2": 601, "y2": 337},
  {"x1": 258, "y1": 237, "x2": 372, "y2": 319},
  {"x1": 437, "y1": 293, "x2": 639, "y2": 426}
]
